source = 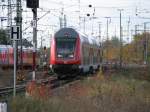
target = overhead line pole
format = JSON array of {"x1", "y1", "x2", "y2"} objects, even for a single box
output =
[
  {"x1": 91, "y1": 7, "x2": 95, "y2": 35},
  {"x1": 59, "y1": 8, "x2": 64, "y2": 29},
  {"x1": 98, "y1": 22, "x2": 102, "y2": 63},
  {"x1": 12, "y1": 0, "x2": 22, "y2": 97},
  {"x1": 144, "y1": 23, "x2": 147, "y2": 64},
  {"x1": 83, "y1": 17, "x2": 85, "y2": 33},
  {"x1": 14, "y1": 0, "x2": 22, "y2": 69},
  {"x1": 118, "y1": 9, "x2": 123, "y2": 68},
  {"x1": 134, "y1": 24, "x2": 141, "y2": 59},
  {"x1": 13, "y1": 40, "x2": 16, "y2": 97},
  {"x1": 23, "y1": 10, "x2": 50, "y2": 32},
  {"x1": 16, "y1": 0, "x2": 23, "y2": 70},
  {"x1": 106, "y1": 18, "x2": 108, "y2": 63},
  {"x1": 105, "y1": 17, "x2": 110, "y2": 63},
  {"x1": 143, "y1": 22, "x2": 150, "y2": 64},
  {"x1": 8, "y1": 0, "x2": 12, "y2": 28},
  {"x1": 26, "y1": 0, "x2": 39, "y2": 81},
  {"x1": 98, "y1": 22, "x2": 101, "y2": 47},
  {"x1": 32, "y1": 8, "x2": 37, "y2": 80},
  {"x1": 127, "y1": 17, "x2": 130, "y2": 42}
]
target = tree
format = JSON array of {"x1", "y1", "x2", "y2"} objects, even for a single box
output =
[
  {"x1": 0, "y1": 29, "x2": 10, "y2": 45},
  {"x1": 102, "y1": 36, "x2": 120, "y2": 61},
  {"x1": 111, "y1": 36, "x2": 120, "y2": 47},
  {"x1": 122, "y1": 32, "x2": 150, "y2": 63},
  {"x1": 18, "y1": 39, "x2": 33, "y2": 47},
  {"x1": 102, "y1": 32, "x2": 150, "y2": 64}
]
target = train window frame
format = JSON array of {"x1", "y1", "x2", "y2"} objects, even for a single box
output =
[{"x1": 55, "y1": 37, "x2": 77, "y2": 59}]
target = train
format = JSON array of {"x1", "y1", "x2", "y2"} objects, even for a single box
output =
[
  {"x1": 0, "y1": 45, "x2": 39, "y2": 69},
  {"x1": 49, "y1": 28, "x2": 101, "y2": 79},
  {"x1": 0, "y1": 28, "x2": 101, "y2": 79}
]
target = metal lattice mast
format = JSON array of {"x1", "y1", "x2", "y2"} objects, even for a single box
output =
[
  {"x1": 7, "y1": 0, "x2": 12, "y2": 28},
  {"x1": 118, "y1": 9, "x2": 123, "y2": 68},
  {"x1": 15, "y1": 0, "x2": 23, "y2": 69}
]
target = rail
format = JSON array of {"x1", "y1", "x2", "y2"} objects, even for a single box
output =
[{"x1": 0, "y1": 85, "x2": 25, "y2": 96}]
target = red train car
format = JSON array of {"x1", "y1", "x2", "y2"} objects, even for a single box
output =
[
  {"x1": 0, "y1": 45, "x2": 39, "y2": 69},
  {"x1": 49, "y1": 28, "x2": 101, "y2": 78},
  {"x1": 0, "y1": 45, "x2": 11, "y2": 66}
]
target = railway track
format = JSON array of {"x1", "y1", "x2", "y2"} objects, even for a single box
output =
[
  {"x1": 0, "y1": 84, "x2": 26, "y2": 96},
  {"x1": 0, "y1": 75, "x2": 54, "y2": 96},
  {"x1": 51, "y1": 76, "x2": 82, "y2": 96},
  {"x1": 0, "y1": 72, "x2": 90, "y2": 97},
  {"x1": 50, "y1": 75, "x2": 82, "y2": 89},
  {"x1": 26, "y1": 74, "x2": 83, "y2": 90}
]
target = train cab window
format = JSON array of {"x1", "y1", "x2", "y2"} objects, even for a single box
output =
[{"x1": 56, "y1": 38, "x2": 76, "y2": 59}]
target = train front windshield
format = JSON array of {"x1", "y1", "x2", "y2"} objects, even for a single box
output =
[{"x1": 56, "y1": 38, "x2": 76, "y2": 59}]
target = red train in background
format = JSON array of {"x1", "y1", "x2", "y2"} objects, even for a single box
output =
[
  {"x1": 50, "y1": 28, "x2": 101, "y2": 79},
  {"x1": 0, "y1": 45, "x2": 39, "y2": 69}
]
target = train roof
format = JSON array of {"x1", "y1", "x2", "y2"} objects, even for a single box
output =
[
  {"x1": 0, "y1": 45, "x2": 34, "y2": 50},
  {"x1": 54, "y1": 28, "x2": 78, "y2": 38},
  {"x1": 0, "y1": 45, "x2": 12, "y2": 48},
  {"x1": 54, "y1": 28, "x2": 100, "y2": 46},
  {"x1": 78, "y1": 31, "x2": 100, "y2": 46}
]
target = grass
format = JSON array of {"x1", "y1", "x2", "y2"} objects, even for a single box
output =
[{"x1": 8, "y1": 68, "x2": 150, "y2": 112}]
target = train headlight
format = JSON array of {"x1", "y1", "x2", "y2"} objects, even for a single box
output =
[
  {"x1": 58, "y1": 54, "x2": 63, "y2": 58},
  {"x1": 69, "y1": 54, "x2": 74, "y2": 58}
]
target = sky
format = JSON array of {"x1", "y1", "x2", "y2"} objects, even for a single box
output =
[
  {"x1": 1, "y1": 0, "x2": 150, "y2": 47},
  {"x1": 36, "y1": 0, "x2": 150, "y2": 46}
]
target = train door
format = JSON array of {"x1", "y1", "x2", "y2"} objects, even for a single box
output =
[
  {"x1": 8, "y1": 47, "x2": 14, "y2": 64},
  {"x1": 89, "y1": 47, "x2": 93, "y2": 65}
]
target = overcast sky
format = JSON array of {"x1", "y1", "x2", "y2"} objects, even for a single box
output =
[{"x1": 1, "y1": 0, "x2": 150, "y2": 47}]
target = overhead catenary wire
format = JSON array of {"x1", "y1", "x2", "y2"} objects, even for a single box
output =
[{"x1": 22, "y1": 10, "x2": 51, "y2": 32}]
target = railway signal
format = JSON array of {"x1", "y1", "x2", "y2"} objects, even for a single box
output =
[{"x1": 26, "y1": 0, "x2": 39, "y2": 8}]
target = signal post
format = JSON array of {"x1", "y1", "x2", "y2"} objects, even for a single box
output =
[
  {"x1": 11, "y1": 26, "x2": 20, "y2": 97},
  {"x1": 26, "y1": 0, "x2": 39, "y2": 80}
]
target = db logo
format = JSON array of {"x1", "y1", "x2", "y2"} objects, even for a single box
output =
[{"x1": 64, "y1": 61, "x2": 67, "y2": 64}]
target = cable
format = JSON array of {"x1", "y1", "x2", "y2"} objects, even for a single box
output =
[{"x1": 22, "y1": 10, "x2": 51, "y2": 32}]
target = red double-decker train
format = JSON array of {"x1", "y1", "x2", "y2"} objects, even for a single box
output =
[{"x1": 50, "y1": 28, "x2": 101, "y2": 79}]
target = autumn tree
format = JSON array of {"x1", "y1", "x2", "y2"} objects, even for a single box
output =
[
  {"x1": 102, "y1": 36, "x2": 120, "y2": 62},
  {"x1": 123, "y1": 32, "x2": 150, "y2": 64},
  {"x1": 102, "y1": 32, "x2": 150, "y2": 64}
]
